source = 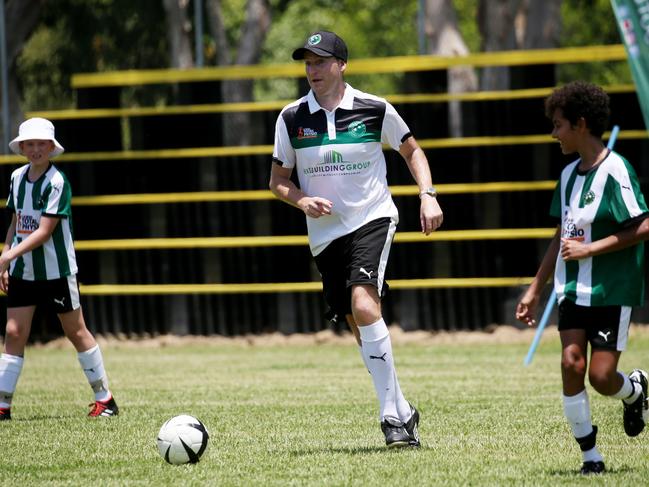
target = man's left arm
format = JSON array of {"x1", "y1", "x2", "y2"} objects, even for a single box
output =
[{"x1": 399, "y1": 136, "x2": 443, "y2": 235}]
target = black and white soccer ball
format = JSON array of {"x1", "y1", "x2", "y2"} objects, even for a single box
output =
[{"x1": 156, "y1": 414, "x2": 209, "y2": 465}]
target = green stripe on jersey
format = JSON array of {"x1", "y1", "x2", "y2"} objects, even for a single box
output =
[
  {"x1": 52, "y1": 223, "x2": 70, "y2": 276},
  {"x1": 13, "y1": 236, "x2": 24, "y2": 278},
  {"x1": 32, "y1": 177, "x2": 45, "y2": 210},
  {"x1": 578, "y1": 169, "x2": 598, "y2": 208},
  {"x1": 563, "y1": 260, "x2": 579, "y2": 302},
  {"x1": 57, "y1": 171, "x2": 73, "y2": 215},
  {"x1": 563, "y1": 167, "x2": 578, "y2": 205},
  {"x1": 16, "y1": 173, "x2": 27, "y2": 209},
  {"x1": 291, "y1": 130, "x2": 381, "y2": 149},
  {"x1": 31, "y1": 246, "x2": 46, "y2": 280},
  {"x1": 6, "y1": 179, "x2": 14, "y2": 210}
]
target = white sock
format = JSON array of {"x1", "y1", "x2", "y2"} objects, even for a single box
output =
[
  {"x1": 77, "y1": 345, "x2": 111, "y2": 401},
  {"x1": 0, "y1": 353, "x2": 23, "y2": 408},
  {"x1": 582, "y1": 446, "x2": 602, "y2": 463},
  {"x1": 612, "y1": 373, "x2": 641, "y2": 404},
  {"x1": 563, "y1": 390, "x2": 603, "y2": 463},
  {"x1": 359, "y1": 318, "x2": 409, "y2": 423},
  {"x1": 393, "y1": 371, "x2": 413, "y2": 423},
  {"x1": 358, "y1": 344, "x2": 412, "y2": 423}
]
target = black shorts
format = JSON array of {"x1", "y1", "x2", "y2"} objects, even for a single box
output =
[
  {"x1": 558, "y1": 299, "x2": 631, "y2": 351},
  {"x1": 7, "y1": 274, "x2": 81, "y2": 314},
  {"x1": 313, "y1": 217, "x2": 396, "y2": 322}
]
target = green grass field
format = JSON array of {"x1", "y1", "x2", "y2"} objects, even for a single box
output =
[{"x1": 1, "y1": 327, "x2": 649, "y2": 486}]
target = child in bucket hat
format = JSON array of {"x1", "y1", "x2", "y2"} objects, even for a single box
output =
[
  {"x1": 0, "y1": 118, "x2": 119, "y2": 421},
  {"x1": 9, "y1": 117, "x2": 65, "y2": 157}
]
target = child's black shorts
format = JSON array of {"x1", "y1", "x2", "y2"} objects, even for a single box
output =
[
  {"x1": 7, "y1": 274, "x2": 80, "y2": 314},
  {"x1": 558, "y1": 298, "x2": 631, "y2": 351}
]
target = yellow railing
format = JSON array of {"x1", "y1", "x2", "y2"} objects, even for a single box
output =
[
  {"x1": 26, "y1": 84, "x2": 638, "y2": 120},
  {"x1": 8, "y1": 45, "x2": 631, "y2": 298},
  {"x1": 1, "y1": 130, "x2": 643, "y2": 165},
  {"x1": 77, "y1": 277, "x2": 535, "y2": 295},
  {"x1": 70, "y1": 44, "x2": 627, "y2": 88},
  {"x1": 71, "y1": 228, "x2": 556, "y2": 251}
]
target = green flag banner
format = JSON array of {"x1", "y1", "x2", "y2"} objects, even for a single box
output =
[{"x1": 611, "y1": 0, "x2": 649, "y2": 130}]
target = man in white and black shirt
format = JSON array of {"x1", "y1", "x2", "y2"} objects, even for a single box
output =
[{"x1": 270, "y1": 31, "x2": 443, "y2": 447}]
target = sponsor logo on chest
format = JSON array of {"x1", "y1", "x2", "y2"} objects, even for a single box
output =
[
  {"x1": 297, "y1": 127, "x2": 318, "y2": 139},
  {"x1": 16, "y1": 210, "x2": 40, "y2": 235},
  {"x1": 303, "y1": 150, "x2": 371, "y2": 177},
  {"x1": 562, "y1": 214, "x2": 585, "y2": 241}
]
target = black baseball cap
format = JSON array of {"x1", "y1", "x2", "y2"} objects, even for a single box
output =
[{"x1": 292, "y1": 31, "x2": 348, "y2": 62}]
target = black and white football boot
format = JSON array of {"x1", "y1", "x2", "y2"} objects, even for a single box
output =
[
  {"x1": 381, "y1": 417, "x2": 410, "y2": 448},
  {"x1": 403, "y1": 403, "x2": 420, "y2": 447},
  {"x1": 623, "y1": 369, "x2": 648, "y2": 437}
]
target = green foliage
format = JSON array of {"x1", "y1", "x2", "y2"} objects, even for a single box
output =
[
  {"x1": 2, "y1": 333, "x2": 649, "y2": 484},
  {"x1": 13, "y1": 0, "x2": 635, "y2": 112},
  {"x1": 452, "y1": 0, "x2": 482, "y2": 53},
  {"x1": 258, "y1": 0, "x2": 420, "y2": 99},
  {"x1": 204, "y1": 0, "x2": 247, "y2": 64},
  {"x1": 16, "y1": 26, "x2": 72, "y2": 111},
  {"x1": 17, "y1": 0, "x2": 168, "y2": 111},
  {"x1": 558, "y1": 0, "x2": 632, "y2": 84},
  {"x1": 561, "y1": 0, "x2": 621, "y2": 46}
]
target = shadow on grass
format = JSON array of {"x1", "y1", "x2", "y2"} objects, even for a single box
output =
[
  {"x1": 290, "y1": 445, "x2": 423, "y2": 456},
  {"x1": 10, "y1": 413, "x2": 83, "y2": 421},
  {"x1": 548, "y1": 465, "x2": 634, "y2": 477}
]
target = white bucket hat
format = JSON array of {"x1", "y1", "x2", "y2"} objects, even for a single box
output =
[{"x1": 9, "y1": 117, "x2": 65, "y2": 157}]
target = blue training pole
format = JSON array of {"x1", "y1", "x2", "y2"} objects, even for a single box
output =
[{"x1": 523, "y1": 124, "x2": 621, "y2": 366}]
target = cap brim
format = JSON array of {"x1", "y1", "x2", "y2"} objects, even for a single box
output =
[{"x1": 292, "y1": 47, "x2": 335, "y2": 60}]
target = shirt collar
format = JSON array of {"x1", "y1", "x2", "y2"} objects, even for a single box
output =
[{"x1": 306, "y1": 83, "x2": 354, "y2": 114}]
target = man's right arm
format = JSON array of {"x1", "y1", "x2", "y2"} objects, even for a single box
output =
[
  {"x1": 269, "y1": 163, "x2": 333, "y2": 218},
  {"x1": 269, "y1": 163, "x2": 303, "y2": 209}
]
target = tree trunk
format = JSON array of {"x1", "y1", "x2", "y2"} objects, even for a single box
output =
[
  {"x1": 205, "y1": 0, "x2": 231, "y2": 65},
  {"x1": 518, "y1": 0, "x2": 562, "y2": 198},
  {"x1": 4, "y1": 0, "x2": 43, "y2": 140},
  {"x1": 521, "y1": 0, "x2": 561, "y2": 49},
  {"x1": 477, "y1": 0, "x2": 523, "y2": 90},
  {"x1": 162, "y1": 0, "x2": 194, "y2": 69},
  {"x1": 206, "y1": 0, "x2": 270, "y2": 146},
  {"x1": 424, "y1": 0, "x2": 477, "y2": 137}
]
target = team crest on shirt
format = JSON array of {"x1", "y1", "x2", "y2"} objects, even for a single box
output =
[
  {"x1": 297, "y1": 127, "x2": 318, "y2": 139},
  {"x1": 348, "y1": 121, "x2": 366, "y2": 138},
  {"x1": 583, "y1": 190, "x2": 596, "y2": 205}
]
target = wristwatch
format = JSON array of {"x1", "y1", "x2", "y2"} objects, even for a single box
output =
[{"x1": 419, "y1": 186, "x2": 438, "y2": 199}]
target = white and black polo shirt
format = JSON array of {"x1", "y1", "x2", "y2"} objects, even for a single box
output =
[{"x1": 273, "y1": 84, "x2": 412, "y2": 256}]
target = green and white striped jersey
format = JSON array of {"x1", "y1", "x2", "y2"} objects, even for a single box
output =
[
  {"x1": 550, "y1": 151, "x2": 648, "y2": 306},
  {"x1": 5, "y1": 163, "x2": 77, "y2": 280}
]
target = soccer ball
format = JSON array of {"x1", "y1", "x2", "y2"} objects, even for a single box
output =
[{"x1": 157, "y1": 415, "x2": 209, "y2": 465}]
